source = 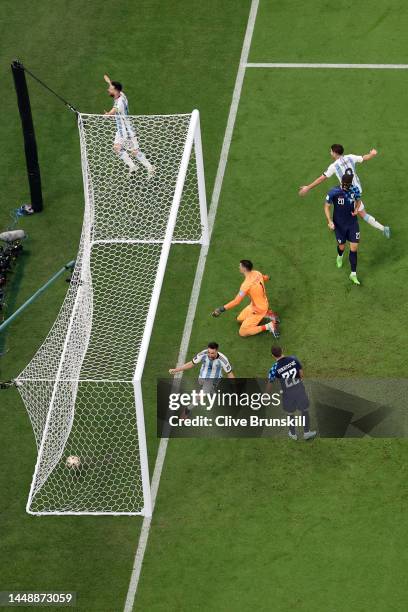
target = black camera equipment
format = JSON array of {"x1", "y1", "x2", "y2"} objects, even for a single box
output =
[{"x1": 0, "y1": 233, "x2": 25, "y2": 313}]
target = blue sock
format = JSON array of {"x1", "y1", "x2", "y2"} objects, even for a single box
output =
[
  {"x1": 349, "y1": 251, "x2": 357, "y2": 273},
  {"x1": 302, "y1": 410, "x2": 310, "y2": 433}
]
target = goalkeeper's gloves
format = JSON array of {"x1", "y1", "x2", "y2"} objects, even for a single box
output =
[{"x1": 211, "y1": 306, "x2": 226, "y2": 317}]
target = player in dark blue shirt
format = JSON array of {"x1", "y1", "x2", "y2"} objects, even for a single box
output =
[
  {"x1": 325, "y1": 168, "x2": 362, "y2": 285},
  {"x1": 267, "y1": 346, "x2": 316, "y2": 440}
]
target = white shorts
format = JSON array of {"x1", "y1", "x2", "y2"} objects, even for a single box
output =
[{"x1": 114, "y1": 132, "x2": 139, "y2": 150}]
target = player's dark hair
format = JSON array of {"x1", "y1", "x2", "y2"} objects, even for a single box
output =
[
  {"x1": 208, "y1": 342, "x2": 219, "y2": 350},
  {"x1": 331, "y1": 144, "x2": 344, "y2": 155},
  {"x1": 111, "y1": 81, "x2": 123, "y2": 92},
  {"x1": 240, "y1": 259, "x2": 253, "y2": 271},
  {"x1": 341, "y1": 169, "x2": 353, "y2": 189},
  {"x1": 271, "y1": 346, "x2": 283, "y2": 358}
]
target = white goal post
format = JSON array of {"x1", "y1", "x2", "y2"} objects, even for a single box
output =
[{"x1": 16, "y1": 109, "x2": 208, "y2": 517}]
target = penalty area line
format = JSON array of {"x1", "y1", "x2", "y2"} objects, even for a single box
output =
[
  {"x1": 123, "y1": 1, "x2": 260, "y2": 611},
  {"x1": 245, "y1": 62, "x2": 408, "y2": 69}
]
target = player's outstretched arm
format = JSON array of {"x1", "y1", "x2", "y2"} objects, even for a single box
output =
[
  {"x1": 103, "y1": 74, "x2": 117, "y2": 115},
  {"x1": 227, "y1": 371, "x2": 236, "y2": 379},
  {"x1": 169, "y1": 361, "x2": 194, "y2": 375},
  {"x1": 299, "y1": 174, "x2": 327, "y2": 196},
  {"x1": 324, "y1": 203, "x2": 334, "y2": 230},
  {"x1": 212, "y1": 292, "x2": 244, "y2": 317},
  {"x1": 362, "y1": 148, "x2": 377, "y2": 162}
]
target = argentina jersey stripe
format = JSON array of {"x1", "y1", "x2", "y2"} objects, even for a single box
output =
[
  {"x1": 115, "y1": 93, "x2": 134, "y2": 138},
  {"x1": 335, "y1": 157, "x2": 363, "y2": 192},
  {"x1": 193, "y1": 349, "x2": 232, "y2": 379}
]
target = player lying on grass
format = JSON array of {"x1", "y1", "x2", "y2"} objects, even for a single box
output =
[
  {"x1": 299, "y1": 143, "x2": 390, "y2": 238},
  {"x1": 211, "y1": 259, "x2": 280, "y2": 338},
  {"x1": 169, "y1": 342, "x2": 235, "y2": 419},
  {"x1": 266, "y1": 346, "x2": 316, "y2": 441},
  {"x1": 325, "y1": 168, "x2": 362, "y2": 285},
  {"x1": 103, "y1": 74, "x2": 155, "y2": 179}
]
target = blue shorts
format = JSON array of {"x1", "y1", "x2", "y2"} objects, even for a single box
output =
[
  {"x1": 334, "y1": 223, "x2": 360, "y2": 245},
  {"x1": 282, "y1": 391, "x2": 310, "y2": 413}
]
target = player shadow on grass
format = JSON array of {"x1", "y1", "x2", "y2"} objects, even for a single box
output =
[{"x1": 364, "y1": 235, "x2": 401, "y2": 271}]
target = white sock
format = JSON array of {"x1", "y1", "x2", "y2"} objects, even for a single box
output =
[
  {"x1": 363, "y1": 214, "x2": 384, "y2": 232},
  {"x1": 135, "y1": 150, "x2": 153, "y2": 171},
  {"x1": 119, "y1": 150, "x2": 136, "y2": 171}
]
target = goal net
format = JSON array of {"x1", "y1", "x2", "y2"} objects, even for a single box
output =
[{"x1": 16, "y1": 110, "x2": 208, "y2": 516}]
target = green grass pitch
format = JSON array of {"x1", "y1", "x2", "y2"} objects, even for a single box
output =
[{"x1": 1, "y1": 1, "x2": 408, "y2": 611}]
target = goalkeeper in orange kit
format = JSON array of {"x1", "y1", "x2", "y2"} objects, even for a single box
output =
[{"x1": 211, "y1": 259, "x2": 280, "y2": 338}]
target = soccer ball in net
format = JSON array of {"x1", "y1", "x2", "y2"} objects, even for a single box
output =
[{"x1": 66, "y1": 455, "x2": 81, "y2": 469}]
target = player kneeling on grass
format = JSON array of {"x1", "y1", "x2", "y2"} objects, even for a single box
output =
[
  {"x1": 325, "y1": 168, "x2": 362, "y2": 285},
  {"x1": 103, "y1": 74, "x2": 155, "y2": 179},
  {"x1": 267, "y1": 346, "x2": 316, "y2": 441},
  {"x1": 211, "y1": 260, "x2": 280, "y2": 338}
]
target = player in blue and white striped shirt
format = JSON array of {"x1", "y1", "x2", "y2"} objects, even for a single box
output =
[
  {"x1": 169, "y1": 342, "x2": 235, "y2": 387},
  {"x1": 299, "y1": 144, "x2": 390, "y2": 238},
  {"x1": 103, "y1": 74, "x2": 155, "y2": 179},
  {"x1": 169, "y1": 342, "x2": 235, "y2": 418}
]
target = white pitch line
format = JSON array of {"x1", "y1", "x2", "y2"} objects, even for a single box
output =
[
  {"x1": 123, "y1": 1, "x2": 260, "y2": 611},
  {"x1": 246, "y1": 62, "x2": 408, "y2": 69}
]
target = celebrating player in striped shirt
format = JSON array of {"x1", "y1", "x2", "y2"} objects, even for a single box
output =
[
  {"x1": 299, "y1": 144, "x2": 390, "y2": 238},
  {"x1": 211, "y1": 260, "x2": 280, "y2": 338},
  {"x1": 169, "y1": 342, "x2": 235, "y2": 419},
  {"x1": 103, "y1": 74, "x2": 155, "y2": 179},
  {"x1": 169, "y1": 342, "x2": 235, "y2": 388}
]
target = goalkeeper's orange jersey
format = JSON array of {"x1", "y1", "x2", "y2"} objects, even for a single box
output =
[{"x1": 225, "y1": 270, "x2": 269, "y2": 313}]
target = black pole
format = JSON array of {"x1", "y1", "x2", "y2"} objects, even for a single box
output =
[{"x1": 11, "y1": 59, "x2": 43, "y2": 213}]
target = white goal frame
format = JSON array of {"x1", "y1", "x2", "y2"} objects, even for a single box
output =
[
  {"x1": 18, "y1": 109, "x2": 208, "y2": 517},
  {"x1": 131, "y1": 109, "x2": 209, "y2": 517}
]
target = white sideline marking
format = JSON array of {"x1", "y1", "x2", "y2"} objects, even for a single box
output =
[
  {"x1": 123, "y1": 1, "x2": 260, "y2": 611},
  {"x1": 246, "y1": 62, "x2": 408, "y2": 69}
]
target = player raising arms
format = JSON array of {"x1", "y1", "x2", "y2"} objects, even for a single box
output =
[
  {"x1": 211, "y1": 260, "x2": 280, "y2": 338},
  {"x1": 299, "y1": 144, "x2": 390, "y2": 238},
  {"x1": 103, "y1": 74, "x2": 155, "y2": 179},
  {"x1": 325, "y1": 169, "x2": 362, "y2": 285}
]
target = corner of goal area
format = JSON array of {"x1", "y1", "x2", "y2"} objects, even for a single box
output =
[{"x1": 15, "y1": 110, "x2": 209, "y2": 516}]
